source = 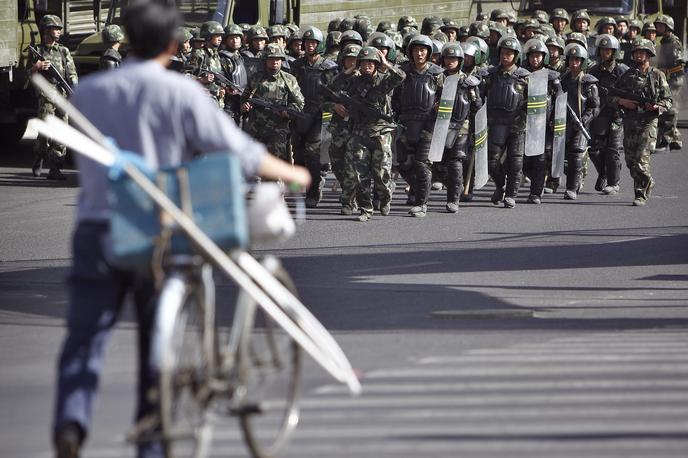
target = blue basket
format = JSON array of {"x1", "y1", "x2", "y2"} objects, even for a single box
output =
[{"x1": 108, "y1": 153, "x2": 248, "y2": 269}]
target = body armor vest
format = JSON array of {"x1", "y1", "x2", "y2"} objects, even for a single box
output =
[
  {"x1": 294, "y1": 57, "x2": 337, "y2": 108},
  {"x1": 451, "y1": 74, "x2": 479, "y2": 122},
  {"x1": 398, "y1": 63, "x2": 442, "y2": 120},
  {"x1": 220, "y1": 50, "x2": 248, "y2": 90},
  {"x1": 487, "y1": 67, "x2": 527, "y2": 116}
]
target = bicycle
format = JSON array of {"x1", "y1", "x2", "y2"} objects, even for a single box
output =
[{"x1": 29, "y1": 74, "x2": 362, "y2": 458}]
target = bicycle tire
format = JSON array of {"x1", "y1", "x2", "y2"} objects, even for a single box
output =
[
  {"x1": 238, "y1": 266, "x2": 303, "y2": 458},
  {"x1": 158, "y1": 275, "x2": 214, "y2": 458}
]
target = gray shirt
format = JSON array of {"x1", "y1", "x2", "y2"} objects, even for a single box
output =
[{"x1": 71, "y1": 58, "x2": 266, "y2": 222}]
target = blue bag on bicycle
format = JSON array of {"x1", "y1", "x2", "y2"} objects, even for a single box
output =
[{"x1": 108, "y1": 152, "x2": 248, "y2": 269}]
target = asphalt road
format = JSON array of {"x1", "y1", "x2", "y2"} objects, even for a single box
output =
[{"x1": 1, "y1": 128, "x2": 687, "y2": 457}]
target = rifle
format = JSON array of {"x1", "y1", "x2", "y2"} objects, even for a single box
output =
[
  {"x1": 318, "y1": 84, "x2": 395, "y2": 123},
  {"x1": 600, "y1": 86, "x2": 657, "y2": 110},
  {"x1": 27, "y1": 45, "x2": 74, "y2": 97},
  {"x1": 566, "y1": 103, "x2": 591, "y2": 141},
  {"x1": 247, "y1": 97, "x2": 309, "y2": 121}
]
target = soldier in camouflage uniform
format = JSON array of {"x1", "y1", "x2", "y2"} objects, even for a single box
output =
[
  {"x1": 560, "y1": 43, "x2": 599, "y2": 200},
  {"x1": 170, "y1": 27, "x2": 192, "y2": 71},
  {"x1": 611, "y1": 39, "x2": 672, "y2": 206},
  {"x1": 99, "y1": 25, "x2": 123, "y2": 70},
  {"x1": 240, "y1": 44, "x2": 305, "y2": 162},
  {"x1": 546, "y1": 36, "x2": 566, "y2": 75},
  {"x1": 345, "y1": 47, "x2": 405, "y2": 221},
  {"x1": 29, "y1": 15, "x2": 78, "y2": 180},
  {"x1": 326, "y1": 44, "x2": 362, "y2": 215},
  {"x1": 654, "y1": 15, "x2": 684, "y2": 150},
  {"x1": 550, "y1": 8, "x2": 569, "y2": 39},
  {"x1": 291, "y1": 26, "x2": 338, "y2": 207},
  {"x1": 188, "y1": 21, "x2": 227, "y2": 108},
  {"x1": 323, "y1": 31, "x2": 342, "y2": 61},
  {"x1": 587, "y1": 34, "x2": 629, "y2": 195},
  {"x1": 219, "y1": 24, "x2": 248, "y2": 124}
]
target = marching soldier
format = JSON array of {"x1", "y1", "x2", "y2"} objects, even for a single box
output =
[
  {"x1": 422, "y1": 43, "x2": 482, "y2": 213},
  {"x1": 654, "y1": 14, "x2": 684, "y2": 151},
  {"x1": 29, "y1": 14, "x2": 77, "y2": 180},
  {"x1": 393, "y1": 35, "x2": 444, "y2": 216},
  {"x1": 523, "y1": 39, "x2": 562, "y2": 204},
  {"x1": 587, "y1": 35, "x2": 629, "y2": 195},
  {"x1": 240, "y1": 44, "x2": 305, "y2": 162},
  {"x1": 326, "y1": 44, "x2": 362, "y2": 215},
  {"x1": 188, "y1": 21, "x2": 227, "y2": 108},
  {"x1": 219, "y1": 24, "x2": 248, "y2": 124},
  {"x1": 291, "y1": 26, "x2": 339, "y2": 208},
  {"x1": 611, "y1": 39, "x2": 672, "y2": 206},
  {"x1": 560, "y1": 43, "x2": 599, "y2": 200},
  {"x1": 345, "y1": 47, "x2": 405, "y2": 221},
  {"x1": 484, "y1": 37, "x2": 530, "y2": 208},
  {"x1": 99, "y1": 25, "x2": 123, "y2": 70}
]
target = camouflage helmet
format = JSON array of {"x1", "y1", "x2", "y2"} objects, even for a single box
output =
[
  {"x1": 421, "y1": 16, "x2": 443, "y2": 35},
  {"x1": 458, "y1": 25, "x2": 470, "y2": 39},
  {"x1": 489, "y1": 8, "x2": 507, "y2": 21},
  {"x1": 595, "y1": 34, "x2": 620, "y2": 50},
  {"x1": 39, "y1": 14, "x2": 63, "y2": 30},
  {"x1": 497, "y1": 36, "x2": 522, "y2": 56},
  {"x1": 327, "y1": 18, "x2": 342, "y2": 33},
  {"x1": 177, "y1": 27, "x2": 193, "y2": 44},
  {"x1": 340, "y1": 43, "x2": 362, "y2": 59},
  {"x1": 200, "y1": 21, "x2": 224, "y2": 40},
  {"x1": 642, "y1": 21, "x2": 657, "y2": 34},
  {"x1": 408, "y1": 34, "x2": 434, "y2": 56},
  {"x1": 301, "y1": 25, "x2": 324, "y2": 43},
  {"x1": 340, "y1": 29, "x2": 364, "y2": 46},
  {"x1": 431, "y1": 39, "x2": 443, "y2": 55},
  {"x1": 654, "y1": 14, "x2": 675, "y2": 32},
  {"x1": 369, "y1": 32, "x2": 395, "y2": 50},
  {"x1": 632, "y1": 38, "x2": 656, "y2": 57},
  {"x1": 540, "y1": 23, "x2": 556, "y2": 39},
  {"x1": 339, "y1": 17, "x2": 356, "y2": 32},
  {"x1": 628, "y1": 19, "x2": 643, "y2": 31},
  {"x1": 532, "y1": 10, "x2": 549, "y2": 24},
  {"x1": 267, "y1": 25, "x2": 287, "y2": 39},
  {"x1": 571, "y1": 9, "x2": 591, "y2": 25},
  {"x1": 524, "y1": 37, "x2": 549, "y2": 65},
  {"x1": 475, "y1": 12, "x2": 488, "y2": 22},
  {"x1": 440, "y1": 19, "x2": 460, "y2": 33},
  {"x1": 564, "y1": 43, "x2": 589, "y2": 62},
  {"x1": 264, "y1": 43, "x2": 287, "y2": 59},
  {"x1": 102, "y1": 24, "x2": 124, "y2": 43},
  {"x1": 377, "y1": 20, "x2": 393, "y2": 33},
  {"x1": 397, "y1": 15, "x2": 418, "y2": 31},
  {"x1": 386, "y1": 30, "x2": 403, "y2": 50},
  {"x1": 402, "y1": 30, "x2": 420, "y2": 52},
  {"x1": 614, "y1": 16, "x2": 629, "y2": 26},
  {"x1": 432, "y1": 30, "x2": 448, "y2": 44},
  {"x1": 248, "y1": 25, "x2": 268, "y2": 40},
  {"x1": 550, "y1": 8, "x2": 570, "y2": 23},
  {"x1": 224, "y1": 23, "x2": 243, "y2": 37},
  {"x1": 506, "y1": 11, "x2": 518, "y2": 25},
  {"x1": 441, "y1": 42, "x2": 464, "y2": 63},
  {"x1": 354, "y1": 17, "x2": 374, "y2": 41},
  {"x1": 596, "y1": 16, "x2": 617, "y2": 32},
  {"x1": 460, "y1": 41, "x2": 479, "y2": 60},
  {"x1": 357, "y1": 46, "x2": 382, "y2": 63},
  {"x1": 469, "y1": 21, "x2": 490, "y2": 39},
  {"x1": 285, "y1": 23, "x2": 300, "y2": 38},
  {"x1": 189, "y1": 27, "x2": 202, "y2": 42},
  {"x1": 466, "y1": 36, "x2": 489, "y2": 65},
  {"x1": 489, "y1": 21, "x2": 507, "y2": 36},
  {"x1": 326, "y1": 31, "x2": 342, "y2": 49},
  {"x1": 545, "y1": 35, "x2": 565, "y2": 53},
  {"x1": 238, "y1": 23, "x2": 251, "y2": 33},
  {"x1": 566, "y1": 32, "x2": 588, "y2": 49}
]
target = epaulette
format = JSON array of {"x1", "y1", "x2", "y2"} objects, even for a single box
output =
[
  {"x1": 320, "y1": 58, "x2": 339, "y2": 71},
  {"x1": 427, "y1": 63, "x2": 444, "y2": 76},
  {"x1": 582, "y1": 73, "x2": 598, "y2": 84},
  {"x1": 547, "y1": 68, "x2": 560, "y2": 81},
  {"x1": 486, "y1": 65, "x2": 500, "y2": 75},
  {"x1": 514, "y1": 67, "x2": 530, "y2": 77},
  {"x1": 463, "y1": 74, "x2": 481, "y2": 87}
]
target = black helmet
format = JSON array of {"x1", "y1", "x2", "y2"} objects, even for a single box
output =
[
  {"x1": 377, "y1": 20, "x2": 393, "y2": 33},
  {"x1": 301, "y1": 25, "x2": 324, "y2": 43},
  {"x1": 408, "y1": 34, "x2": 434, "y2": 57},
  {"x1": 327, "y1": 18, "x2": 342, "y2": 33},
  {"x1": 497, "y1": 36, "x2": 522, "y2": 55},
  {"x1": 441, "y1": 42, "x2": 464, "y2": 67},
  {"x1": 340, "y1": 29, "x2": 364, "y2": 47},
  {"x1": 595, "y1": 34, "x2": 620, "y2": 50},
  {"x1": 421, "y1": 16, "x2": 443, "y2": 35},
  {"x1": 326, "y1": 31, "x2": 342, "y2": 49},
  {"x1": 564, "y1": 43, "x2": 589, "y2": 64},
  {"x1": 339, "y1": 17, "x2": 355, "y2": 32},
  {"x1": 524, "y1": 38, "x2": 550, "y2": 65}
]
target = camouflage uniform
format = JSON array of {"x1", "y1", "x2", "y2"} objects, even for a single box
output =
[
  {"x1": 240, "y1": 68, "x2": 305, "y2": 162},
  {"x1": 188, "y1": 47, "x2": 225, "y2": 108},
  {"x1": 655, "y1": 29, "x2": 684, "y2": 149},
  {"x1": 345, "y1": 52, "x2": 406, "y2": 218},
  {"x1": 611, "y1": 60, "x2": 672, "y2": 204},
  {"x1": 29, "y1": 40, "x2": 78, "y2": 177}
]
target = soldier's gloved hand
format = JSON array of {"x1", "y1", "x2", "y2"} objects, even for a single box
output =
[
  {"x1": 333, "y1": 103, "x2": 349, "y2": 118},
  {"x1": 241, "y1": 102, "x2": 252, "y2": 113}
]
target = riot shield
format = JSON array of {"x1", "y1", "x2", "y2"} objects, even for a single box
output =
[
  {"x1": 428, "y1": 73, "x2": 460, "y2": 162},
  {"x1": 525, "y1": 69, "x2": 548, "y2": 157},
  {"x1": 320, "y1": 111, "x2": 332, "y2": 163},
  {"x1": 473, "y1": 103, "x2": 489, "y2": 189},
  {"x1": 551, "y1": 91, "x2": 567, "y2": 178}
]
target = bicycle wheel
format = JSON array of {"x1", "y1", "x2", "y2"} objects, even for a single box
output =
[
  {"x1": 158, "y1": 274, "x2": 215, "y2": 458},
  {"x1": 238, "y1": 266, "x2": 303, "y2": 458}
]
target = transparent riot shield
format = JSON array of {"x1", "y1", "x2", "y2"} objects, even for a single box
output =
[
  {"x1": 428, "y1": 73, "x2": 460, "y2": 162},
  {"x1": 320, "y1": 111, "x2": 332, "y2": 164},
  {"x1": 473, "y1": 103, "x2": 489, "y2": 189},
  {"x1": 525, "y1": 68, "x2": 549, "y2": 157},
  {"x1": 551, "y1": 91, "x2": 567, "y2": 178}
]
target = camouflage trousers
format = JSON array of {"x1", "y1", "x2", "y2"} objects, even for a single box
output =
[
  {"x1": 292, "y1": 117, "x2": 323, "y2": 201},
  {"x1": 348, "y1": 132, "x2": 393, "y2": 216},
  {"x1": 35, "y1": 98, "x2": 67, "y2": 169},
  {"x1": 329, "y1": 129, "x2": 356, "y2": 209},
  {"x1": 623, "y1": 117, "x2": 656, "y2": 200},
  {"x1": 657, "y1": 77, "x2": 683, "y2": 148},
  {"x1": 255, "y1": 129, "x2": 291, "y2": 163}
]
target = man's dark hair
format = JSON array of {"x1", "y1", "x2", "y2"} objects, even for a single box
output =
[{"x1": 123, "y1": 0, "x2": 182, "y2": 59}]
